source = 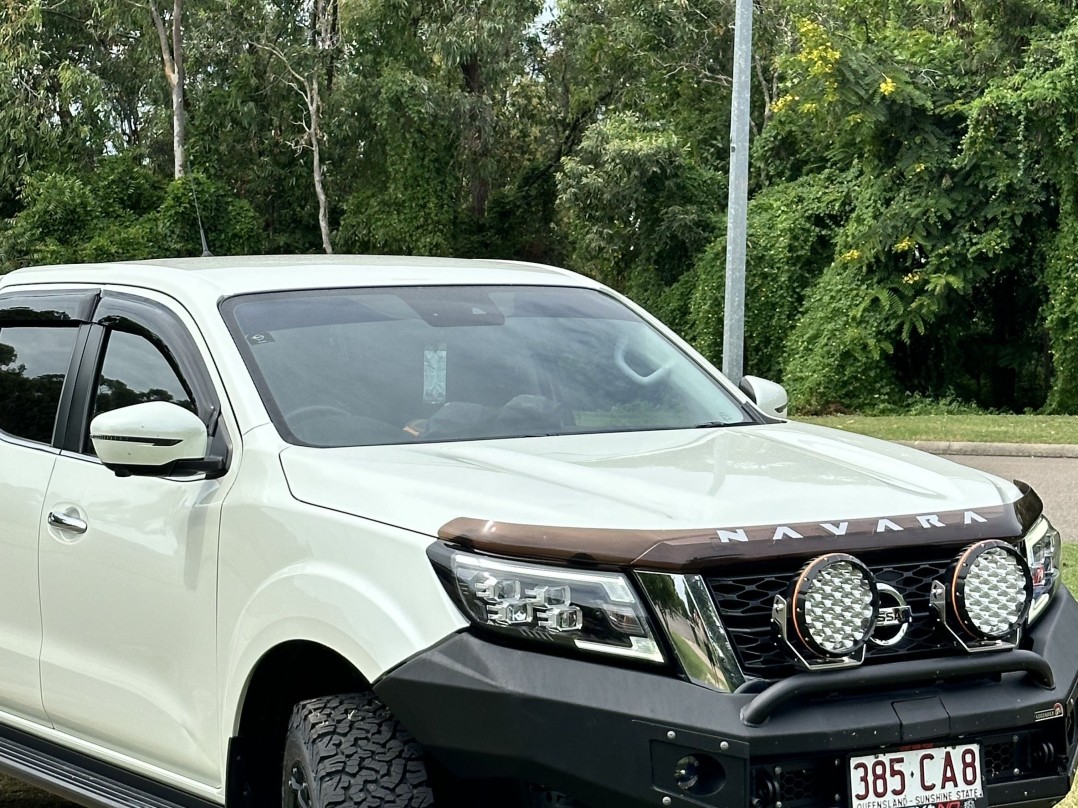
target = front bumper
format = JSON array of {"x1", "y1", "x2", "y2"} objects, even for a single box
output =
[{"x1": 375, "y1": 589, "x2": 1078, "y2": 808}]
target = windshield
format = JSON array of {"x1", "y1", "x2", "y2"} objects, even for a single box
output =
[{"x1": 222, "y1": 285, "x2": 754, "y2": 447}]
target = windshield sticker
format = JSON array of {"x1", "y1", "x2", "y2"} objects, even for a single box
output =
[
  {"x1": 424, "y1": 344, "x2": 447, "y2": 404},
  {"x1": 246, "y1": 332, "x2": 275, "y2": 345}
]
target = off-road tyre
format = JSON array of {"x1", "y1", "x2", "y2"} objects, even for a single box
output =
[{"x1": 282, "y1": 692, "x2": 434, "y2": 807}]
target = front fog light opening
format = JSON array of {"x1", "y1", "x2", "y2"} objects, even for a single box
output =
[
  {"x1": 673, "y1": 754, "x2": 724, "y2": 796},
  {"x1": 931, "y1": 539, "x2": 1033, "y2": 652},
  {"x1": 772, "y1": 553, "x2": 879, "y2": 671}
]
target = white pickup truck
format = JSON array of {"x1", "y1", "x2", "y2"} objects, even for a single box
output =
[{"x1": 0, "y1": 255, "x2": 1073, "y2": 808}]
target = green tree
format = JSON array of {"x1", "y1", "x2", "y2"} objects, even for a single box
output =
[
  {"x1": 746, "y1": 0, "x2": 1066, "y2": 411},
  {"x1": 689, "y1": 169, "x2": 852, "y2": 381},
  {"x1": 556, "y1": 113, "x2": 718, "y2": 311},
  {"x1": 253, "y1": 0, "x2": 343, "y2": 253},
  {"x1": 962, "y1": 17, "x2": 1078, "y2": 410},
  {"x1": 0, "y1": 0, "x2": 111, "y2": 212}
]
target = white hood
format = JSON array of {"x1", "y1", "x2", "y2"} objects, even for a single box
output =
[{"x1": 279, "y1": 421, "x2": 1019, "y2": 538}]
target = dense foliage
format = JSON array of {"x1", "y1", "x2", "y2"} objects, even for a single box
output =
[{"x1": 2, "y1": 0, "x2": 1078, "y2": 412}]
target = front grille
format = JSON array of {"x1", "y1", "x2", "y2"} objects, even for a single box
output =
[{"x1": 707, "y1": 548, "x2": 966, "y2": 679}]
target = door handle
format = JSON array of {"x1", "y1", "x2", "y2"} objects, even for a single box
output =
[{"x1": 48, "y1": 510, "x2": 87, "y2": 534}]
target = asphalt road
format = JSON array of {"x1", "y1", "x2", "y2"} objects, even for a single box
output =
[
  {"x1": 946, "y1": 454, "x2": 1078, "y2": 541},
  {"x1": 3, "y1": 453, "x2": 1076, "y2": 807}
]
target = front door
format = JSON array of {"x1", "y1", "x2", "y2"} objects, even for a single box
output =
[{"x1": 38, "y1": 292, "x2": 231, "y2": 787}]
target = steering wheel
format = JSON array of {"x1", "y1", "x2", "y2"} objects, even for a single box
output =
[{"x1": 614, "y1": 335, "x2": 673, "y2": 386}]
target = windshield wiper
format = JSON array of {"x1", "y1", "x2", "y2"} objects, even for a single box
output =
[{"x1": 692, "y1": 420, "x2": 751, "y2": 429}]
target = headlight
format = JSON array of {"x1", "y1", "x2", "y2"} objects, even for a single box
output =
[
  {"x1": 1024, "y1": 517, "x2": 1062, "y2": 623},
  {"x1": 428, "y1": 544, "x2": 665, "y2": 664}
]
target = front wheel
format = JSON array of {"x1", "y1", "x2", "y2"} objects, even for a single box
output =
[{"x1": 282, "y1": 693, "x2": 434, "y2": 807}]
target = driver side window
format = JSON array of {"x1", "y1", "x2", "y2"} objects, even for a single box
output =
[{"x1": 84, "y1": 329, "x2": 196, "y2": 455}]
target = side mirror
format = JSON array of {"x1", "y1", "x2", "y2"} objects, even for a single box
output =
[
  {"x1": 90, "y1": 401, "x2": 213, "y2": 476},
  {"x1": 739, "y1": 375, "x2": 789, "y2": 418}
]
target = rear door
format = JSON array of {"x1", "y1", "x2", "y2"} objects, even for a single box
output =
[
  {"x1": 38, "y1": 290, "x2": 233, "y2": 788},
  {"x1": 0, "y1": 289, "x2": 96, "y2": 724}
]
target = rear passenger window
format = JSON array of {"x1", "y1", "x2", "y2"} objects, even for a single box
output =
[{"x1": 0, "y1": 326, "x2": 78, "y2": 444}]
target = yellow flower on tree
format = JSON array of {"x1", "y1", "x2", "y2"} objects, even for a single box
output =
[
  {"x1": 796, "y1": 19, "x2": 841, "y2": 78},
  {"x1": 894, "y1": 236, "x2": 916, "y2": 253},
  {"x1": 772, "y1": 94, "x2": 798, "y2": 114},
  {"x1": 880, "y1": 76, "x2": 897, "y2": 96}
]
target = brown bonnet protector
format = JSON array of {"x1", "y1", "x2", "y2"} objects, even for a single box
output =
[{"x1": 438, "y1": 482, "x2": 1043, "y2": 571}]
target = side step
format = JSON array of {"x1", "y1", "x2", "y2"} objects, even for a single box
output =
[{"x1": 0, "y1": 723, "x2": 219, "y2": 808}]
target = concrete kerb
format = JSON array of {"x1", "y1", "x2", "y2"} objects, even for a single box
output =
[{"x1": 899, "y1": 441, "x2": 1078, "y2": 459}]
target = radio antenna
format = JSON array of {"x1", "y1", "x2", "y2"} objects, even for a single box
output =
[{"x1": 190, "y1": 182, "x2": 214, "y2": 257}]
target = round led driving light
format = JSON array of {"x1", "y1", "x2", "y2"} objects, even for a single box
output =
[
  {"x1": 791, "y1": 554, "x2": 879, "y2": 658},
  {"x1": 950, "y1": 540, "x2": 1033, "y2": 640}
]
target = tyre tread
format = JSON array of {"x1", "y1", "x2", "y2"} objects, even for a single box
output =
[{"x1": 286, "y1": 693, "x2": 433, "y2": 808}]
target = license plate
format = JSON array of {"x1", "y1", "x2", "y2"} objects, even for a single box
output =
[{"x1": 849, "y1": 743, "x2": 985, "y2": 808}]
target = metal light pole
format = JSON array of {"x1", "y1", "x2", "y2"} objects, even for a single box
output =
[{"x1": 722, "y1": 0, "x2": 753, "y2": 386}]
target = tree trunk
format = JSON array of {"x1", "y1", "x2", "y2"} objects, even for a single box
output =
[
  {"x1": 149, "y1": 0, "x2": 186, "y2": 178},
  {"x1": 171, "y1": 0, "x2": 185, "y2": 177},
  {"x1": 255, "y1": 0, "x2": 337, "y2": 253},
  {"x1": 308, "y1": 78, "x2": 332, "y2": 254},
  {"x1": 461, "y1": 57, "x2": 490, "y2": 220}
]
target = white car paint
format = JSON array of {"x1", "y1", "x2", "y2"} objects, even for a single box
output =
[
  {"x1": 90, "y1": 400, "x2": 210, "y2": 466},
  {"x1": 0, "y1": 439, "x2": 55, "y2": 724},
  {"x1": 216, "y1": 425, "x2": 468, "y2": 745},
  {"x1": 281, "y1": 422, "x2": 1019, "y2": 536},
  {"x1": 39, "y1": 456, "x2": 226, "y2": 785}
]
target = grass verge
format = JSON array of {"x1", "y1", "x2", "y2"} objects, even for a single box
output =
[
  {"x1": 799, "y1": 414, "x2": 1078, "y2": 445},
  {"x1": 1063, "y1": 543, "x2": 1078, "y2": 595}
]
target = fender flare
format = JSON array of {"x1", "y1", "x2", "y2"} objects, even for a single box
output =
[{"x1": 222, "y1": 560, "x2": 466, "y2": 739}]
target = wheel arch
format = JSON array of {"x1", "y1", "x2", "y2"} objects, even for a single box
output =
[{"x1": 226, "y1": 639, "x2": 370, "y2": 806}]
